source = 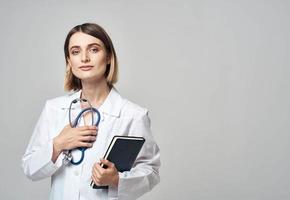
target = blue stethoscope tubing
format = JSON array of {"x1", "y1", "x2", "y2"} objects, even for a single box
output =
[{"x1": 68, "y1": 99, "x2": 101, "y2": 165}]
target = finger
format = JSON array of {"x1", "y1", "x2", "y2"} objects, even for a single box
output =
[
  {"x1": 93, "y1": 177, "x2": 102, "y2": 186},
  {"x1": 84, "y1": 125, "x2": 98, "y2": 130},
  {"x1": 91, "y1": 165, "x2": 97, "y2": 177},
  {"x1": 81, "y1": 135, "x2": 96, "y2": 142},
  {"x1": 77, "y1": 125, "x2": 97, "y2": 131},
  {"x1": 90, "y1": 125, "x2": 98, "y2": 130},
  {"x1": 100, "y1": 159, "x2": 115, "y2": 169},
  {"x1": 78, "y1": 141, "x2": 93, "y2": 148},
  {"x1": 91, "y1": 175, "x2": 100, "y2": 186},
  {"x1": 92, "y1": 164, "x2": 104, "y2": 181},
  {"x1": 91, "y1": 171, "x2": 99, "y2": 180},
  {"x1": 80, "y1": 129, "x2": 97, "y2": 136},
  {"x1": 94, "y1": 162, "x2": 105, "y2": 174}
]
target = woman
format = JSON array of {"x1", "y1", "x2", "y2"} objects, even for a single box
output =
[{"x1": 22, "y1": 23, "x2": 160, "y2": 200}]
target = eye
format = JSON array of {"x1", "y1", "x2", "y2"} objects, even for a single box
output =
[
  {"x1": 90, "y1": 48, "x2": 99, "y2": 53},
  {"x1": 71, "y1": 49, "x2": 80, "y2": 55}
]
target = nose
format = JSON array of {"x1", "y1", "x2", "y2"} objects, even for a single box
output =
[{"x1": 81, "y1": 52, "x2": 90, "y2": 63}]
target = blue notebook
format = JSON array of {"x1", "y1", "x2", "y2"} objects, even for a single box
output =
[{"x1": 91, "y1": 135, "x2": 145, "y2": 189}]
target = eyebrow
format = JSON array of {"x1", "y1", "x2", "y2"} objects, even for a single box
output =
[{"x1": 69, "y1": 43, "x2": 103, "y2": 51}]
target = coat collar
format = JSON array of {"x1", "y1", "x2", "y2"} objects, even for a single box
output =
[{"x1": 68, "y1": 87, "x2": 126, "y2": 118}]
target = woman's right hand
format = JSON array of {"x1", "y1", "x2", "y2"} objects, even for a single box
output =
[{"x1": 52, "y1": 125, "x2": 97, "y2": 162}]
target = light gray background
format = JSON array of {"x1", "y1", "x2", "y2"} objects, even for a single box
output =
[{"x1": 0, "y1": 0, "x2": 290, "y2": 199}]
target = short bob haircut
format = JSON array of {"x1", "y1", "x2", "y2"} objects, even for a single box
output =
[{"x1": 64, "y1": 23, "x2": 118, "y2": 91}]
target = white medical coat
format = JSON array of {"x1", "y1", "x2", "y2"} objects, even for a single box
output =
[{"x1": 22, "y1": 87, "x2": 160, "y2": 200}]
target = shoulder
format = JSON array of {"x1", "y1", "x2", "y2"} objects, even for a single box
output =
[
  {"x1": 112, "y1": 88, "x2": 148, "y2": 118},
  {"x1": 121, "y1": 98, "x2": 149, "y2": 120}
]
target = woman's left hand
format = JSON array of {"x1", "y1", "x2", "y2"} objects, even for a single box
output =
[{"x1": 91, "y1": 159, "x2": 119, "y2": 187}]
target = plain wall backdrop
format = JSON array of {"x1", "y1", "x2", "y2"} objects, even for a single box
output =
[{"x1": 1, "y1": 0, "x2": 290, "y2": 199}]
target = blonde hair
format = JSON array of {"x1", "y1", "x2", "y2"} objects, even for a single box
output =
[{"x1": 64, "y1": 23, "x2": 118, "y2": 91}]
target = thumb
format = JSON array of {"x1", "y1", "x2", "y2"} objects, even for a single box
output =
[{"x1": 100, "y1": 159, "x2": 114, "y2": 168}]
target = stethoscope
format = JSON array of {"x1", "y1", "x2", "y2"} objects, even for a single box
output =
[{"x1": 63, "y1": 98, "x2": 101, "y2": 165}]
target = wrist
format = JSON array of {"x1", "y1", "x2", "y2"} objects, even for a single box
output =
[
  {"x1": 52, "y1": 136, "x2": 63, "y2": 163},
  {"x1": 112, "y1": 172, "x2": 119, "y2": 188},
  {"x1": 53, "y1": 137, "x2": 63, "y2": 153}
]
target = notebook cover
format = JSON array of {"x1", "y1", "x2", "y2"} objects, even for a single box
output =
[{"x1": 92, "y1": 136, "x2": 145, "y2": 189}]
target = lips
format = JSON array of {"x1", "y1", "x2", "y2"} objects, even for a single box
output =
[{"x1": 79, "y1": 65, "x2": 93, "y2": 71}]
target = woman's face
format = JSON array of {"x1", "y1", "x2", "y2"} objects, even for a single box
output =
[{"x1": 67, "y1": 32, "x2": 109, "y2": 83}]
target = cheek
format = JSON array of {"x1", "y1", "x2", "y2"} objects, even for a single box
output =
[
  {"x1": 92, "y1": 54, "x2": 107, "y2": 65},
  {"x1": 68, "y1": 58, "x2": 80, "y2": 76},
  {"x1": 69, "y1": 57, "x2": 80, "y2": 68}
]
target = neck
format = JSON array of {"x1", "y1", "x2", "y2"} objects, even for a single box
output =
[{"x1": 81, "y1": 79, "x2": 110, "y2": 108}]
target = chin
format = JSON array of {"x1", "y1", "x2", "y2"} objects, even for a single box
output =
[
  {"x1": 75, "y1": 72, "x2": 97, "y2": 79},
  {"x1": 74, "y1": 70, "x2": 106, "y2": 83},
  {"x1": 79, "y1": 75, "x2": 105, "y2": 84}
]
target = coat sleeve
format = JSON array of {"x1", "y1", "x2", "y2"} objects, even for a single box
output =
[
  {"x1": 108, "y1": 110, "x2": 161, "y2": 200},
  {"x1": 21, "y1": 101, "x2": 64, "y2": 181}
]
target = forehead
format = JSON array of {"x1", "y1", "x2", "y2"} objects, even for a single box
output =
[{"x1": 69, "y1": 32, "x2": 105, "y2": 48}]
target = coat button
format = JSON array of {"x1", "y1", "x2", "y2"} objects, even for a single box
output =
[
  {"x1": 101, "y1": 113, "x2": 105, "y2": 122},
  {"x1": 74, "y1": 170, "x2": 79, "y2": 176}
]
